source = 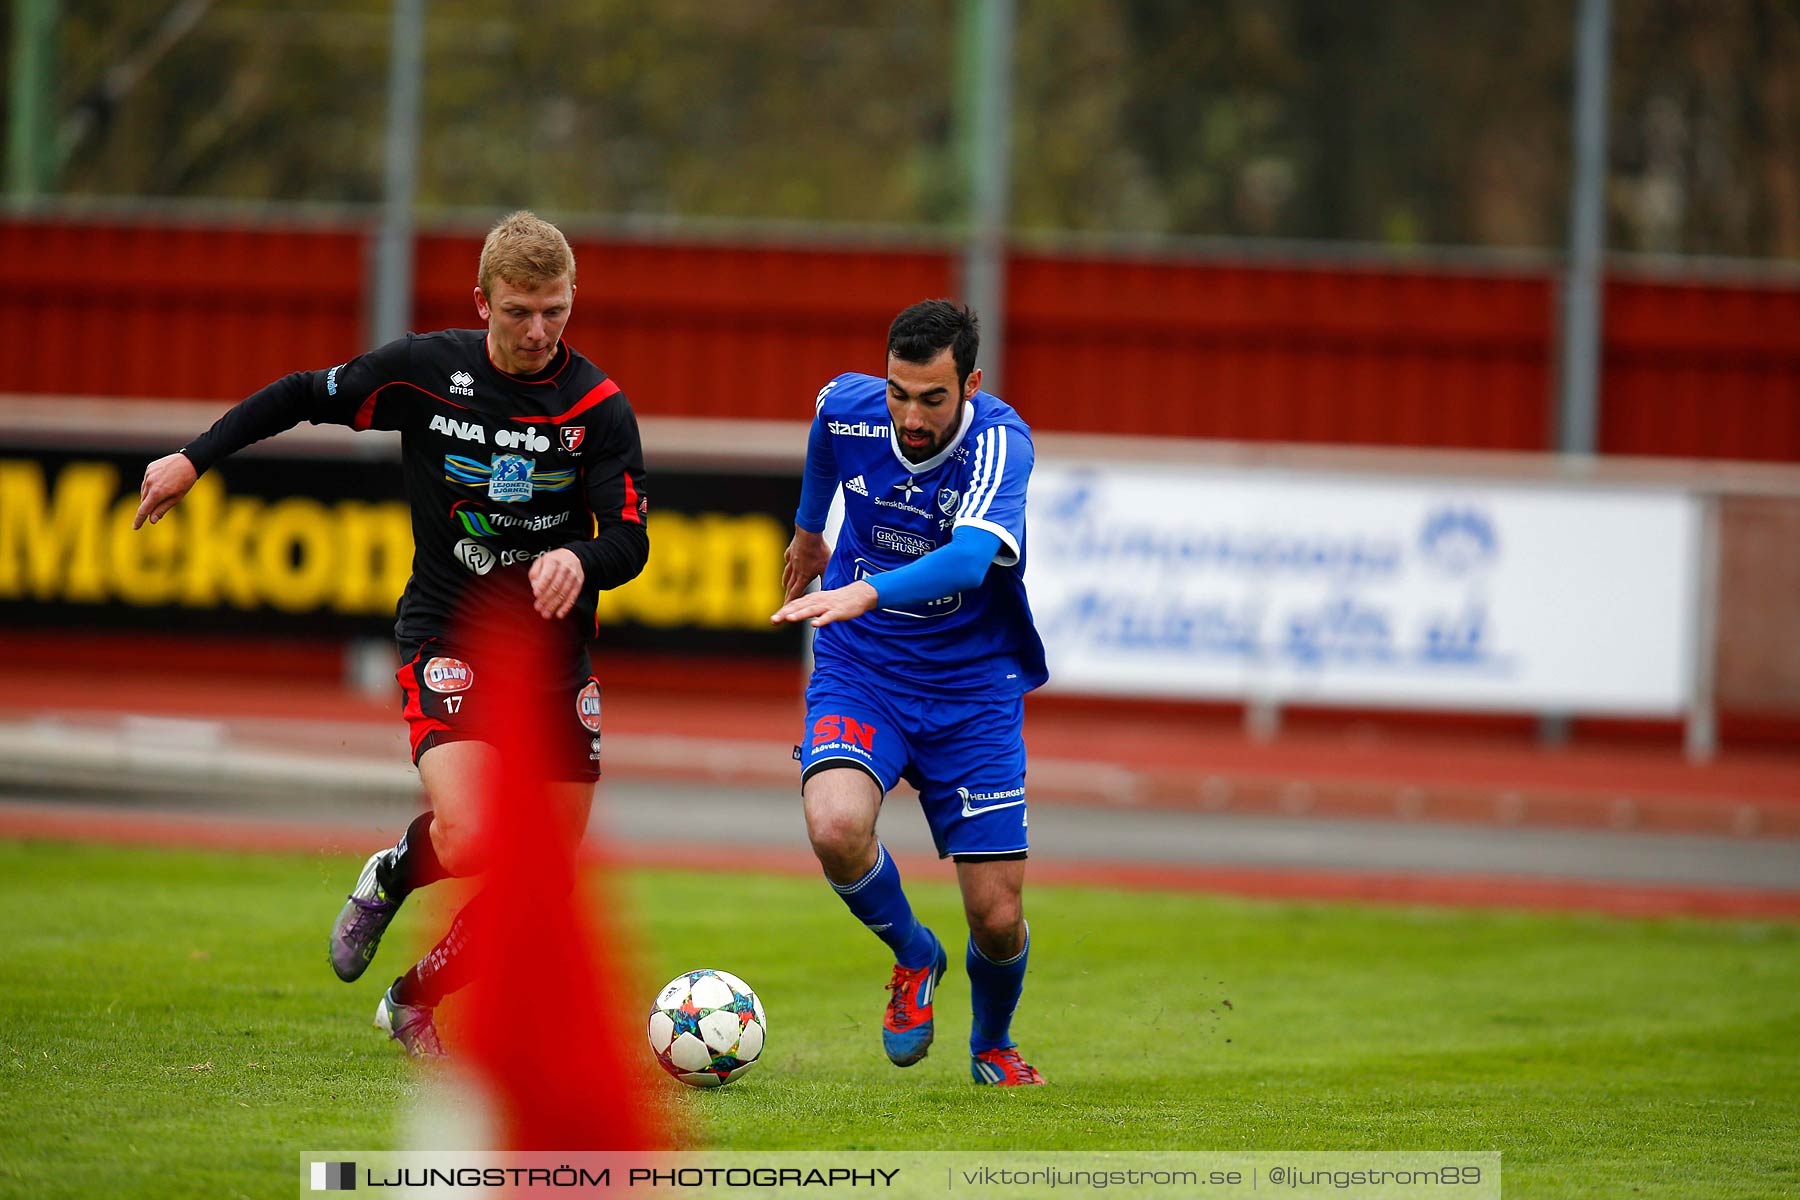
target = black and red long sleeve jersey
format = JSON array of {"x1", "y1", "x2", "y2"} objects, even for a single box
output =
[{"x1": 179, "y1": 329, "x2": 649, "y2": 660}]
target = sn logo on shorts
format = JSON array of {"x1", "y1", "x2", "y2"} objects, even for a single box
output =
[{"x1": 811, "y1": 714, "x2": 876, "y2": 753}]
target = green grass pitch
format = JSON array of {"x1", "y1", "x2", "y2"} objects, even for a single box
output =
[{"x1": 1, "y1": 839, "x2": 1795, "y2": 1198}]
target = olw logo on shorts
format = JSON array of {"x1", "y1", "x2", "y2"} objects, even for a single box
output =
[
  {"x1": 576, "y1": 680, "x2": 602, "y2": 733},
  {"x1": 423, "y1": 656, "x2": 473, "y2": 693},
  {"x1": 811, "y1": 715, "x2": 876, "y2": 752}
]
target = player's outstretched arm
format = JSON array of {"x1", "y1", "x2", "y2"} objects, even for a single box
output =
[
  {"x1": 132, "y1": 452, "x2": 199, "y2": 529},
  {"x1": 132, "y1": 355, "x2": 405, "y2": 534},
  {"x1": 771, "y1": 580, "x2": 878, "y2": 629},
  {"x1": 773, "y1": 526, "x2": 1003, "y2": 629},
  {"x1": 782, "y1": 527, "x2": 831, "y2": 601}
]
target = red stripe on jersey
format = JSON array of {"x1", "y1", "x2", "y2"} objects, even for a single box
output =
[
  {"x1": 352, "y1": 394, "x2": 379, "y2": 431},
  {"x1": 516, "y1": 378, "x2": 620, "y2": 424},
  {"x1": 592, "y1": 513, "x2": 605, "y2": 637},
  {"x1": 620, "y1": 471, "x2": 642, "y2": 524},
  {"x1": 352, "y1": 381, "x2": 467, "y2": 430}
]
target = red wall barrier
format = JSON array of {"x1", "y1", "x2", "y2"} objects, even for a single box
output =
[
  {"x1": 413, "y1": 233, "x2": 953, "y2": 423},
  {"x1": 3, "y1": 213, "x2": 1796, "y2": 462},
  {"x1": 1006, "y1": 252, "x2": 1554, "y2": 449},
  {"x1": 1604, "y1": 278, "x2": 1800, "y2": 462},
  {"x1": 0, "y1": 217, "x2": 364, "y2": 402}
]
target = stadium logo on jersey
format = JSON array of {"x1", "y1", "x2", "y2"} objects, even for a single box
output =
[
  {"x1": 444, "y1": 454, "x2": 576, "y2": 499},
  {"x1": 453, "y1": 538, "x2": 497, "y2": 575},
  {"x1": 828, "y1": 420, "x2": 890, "y2": 438},
  {"x1": 430, "y1": 413, "x2": 486, "y2": 444},
  {"x1": 559, "y1": 425, "x2": 586, "y2": 452},
  {"x1": 423, "y1": 656, "x2": 474, "y2": 693},
  {"x1": 576, "y1": 680, "x2": 602, "y2": 732},
  {"x1": 845, "y1": 475, "x2": 869, "y2": 497},
  {"x1": 956, "y1": 785, "x2": 1027, "y2": 817},
  {"x1": 937, "y1": 488, "x2": 961, "y2": 516},
  {"x1": 450, "y1": 370, "x2": 476, "y2": 397}
]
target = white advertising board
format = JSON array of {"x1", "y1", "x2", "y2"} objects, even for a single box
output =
[{"x1": 1026, "y1": 463, "x2": 1701, "y2": 713}]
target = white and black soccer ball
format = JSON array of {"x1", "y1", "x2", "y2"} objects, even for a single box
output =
[{"x1": 647, "y1": 969, "x2": 766, "y2": 1088}]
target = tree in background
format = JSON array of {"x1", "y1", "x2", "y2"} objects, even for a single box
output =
[{"x1": 20, "y1": 0, "x2": 1800, "y2": 260}]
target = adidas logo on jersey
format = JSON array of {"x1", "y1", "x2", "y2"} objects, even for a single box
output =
[{"x1": 846, "y1": 475, "x2": 869, "y2": 496}]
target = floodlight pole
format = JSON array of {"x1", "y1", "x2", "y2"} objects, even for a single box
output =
[
  {"x1": 371, "y1": 0, "x2": 425, "y2": 348},
  {"x1": 1542, "y1": 0, "x2": 1611, "y2": 748},
  {"x1": 957, "y1": 0, "x2": 1014, "y2": 395},
  {"x1": 352, "y1": 0, "x2": 427, "y2": 696},
  {"x1": 6, "y1": 0, "x2": 57, "y2": 202},
  {"x1": 1558, "y1": 0, "x2": 1610, "y2": 457}
]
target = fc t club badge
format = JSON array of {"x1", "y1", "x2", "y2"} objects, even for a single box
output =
[{"x1": 559, "y1": 426, "x2": 586, "y2": 453}]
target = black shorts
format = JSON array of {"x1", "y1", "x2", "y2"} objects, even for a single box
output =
[{"x1": 395, "y1": 637, "x2": 602, "y2": 782}]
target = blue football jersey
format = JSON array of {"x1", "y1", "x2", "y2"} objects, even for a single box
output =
[{"x1": 811, "y1": 372, "x2": 1048, "y2": 696}]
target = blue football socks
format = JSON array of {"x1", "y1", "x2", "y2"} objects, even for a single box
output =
[
  {"x1": 829, "y1": 843, "x2": 937, "y2": 968},
  {"x1": 967, "y1": 920, "x2": 1029, "y2": 1054}
]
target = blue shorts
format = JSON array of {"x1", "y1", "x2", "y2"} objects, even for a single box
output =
[{"x1": 799, "y1": 666, "x2": 1028, "y2": 860}]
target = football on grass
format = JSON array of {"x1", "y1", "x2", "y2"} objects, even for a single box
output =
[{"x1": 647, "y1": 969, "x2": 766, "y2": 1088}]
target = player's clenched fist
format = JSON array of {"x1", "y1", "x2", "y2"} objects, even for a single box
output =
[
  {"x1": 529, "y1": 547, "x2": 586, "y2": 620},
  {"x1": 134, "y1": 452, "x2": 199, "y2": 530}
]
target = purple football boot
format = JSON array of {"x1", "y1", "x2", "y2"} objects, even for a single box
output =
[
  {"x1": 330, "y1": 848, "x2": 404, "y2": 982},
  {"x1": 375, "y1": 984, "x2": 445, "y2": 1059}
]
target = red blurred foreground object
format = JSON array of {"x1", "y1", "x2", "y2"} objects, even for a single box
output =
[{"x1": 457, "y1": 609, "x2": 666, "y2": 1151}]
